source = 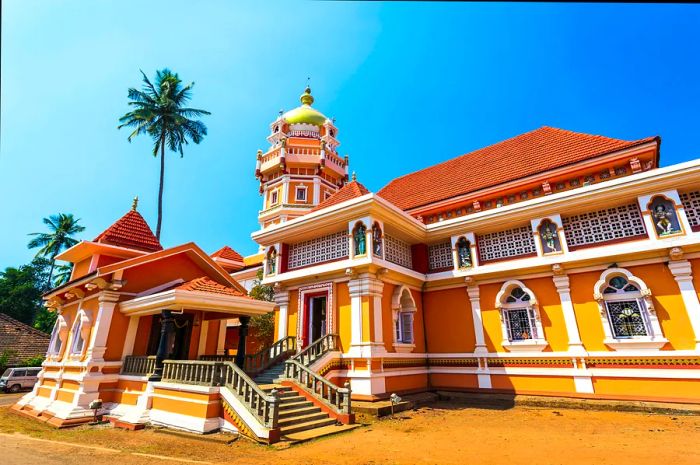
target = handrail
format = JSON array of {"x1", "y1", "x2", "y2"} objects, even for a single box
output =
[
  {"x1": 283, "y1": 359, "x2": 351, "y2": 414},
  {"x1": 160, "y1": 359, "x2": 280, "y2": 429},
  {"x1": 244, "y1": 336, "x2": 296, "y2": 375},
  {"x1": 121, "y1": 355, "x2": 156, "y2": 376},
  {"x1": 199, "y1": 354, "x2": 235, "y2": 362},
  {"x1": 221, "y1": 361, "x2": 280, "y2": 429},
  {"x1": 294, "y1": 334, "x2": 339, "y2": 366}
]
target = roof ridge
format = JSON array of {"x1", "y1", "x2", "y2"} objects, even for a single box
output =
[{"x1": 309, "y1": 180, "x2": 371, "y2": 213}]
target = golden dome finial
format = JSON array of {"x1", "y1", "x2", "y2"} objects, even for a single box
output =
[
  {"x1": 351, "y1": 171, "x2": 357, "y2": 182},
  {"x1": 300, "y1": 84, "x2": 314, "y2": 106},
  {"x1": 132, "y1": 196, "x2": 139, "y2": 211}
]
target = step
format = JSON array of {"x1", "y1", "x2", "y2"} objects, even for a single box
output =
[
  {"x1": 278, "y1": 391, "x2": 299, "y2": 399},
  {"x1": 279, "y1": 417, "x2": 337, "y2": 435},
  {"x1": 283, "y1": 424, "x2": 362, "y2": 443},
  {"x1": 278, "y1": 405, "x2": 322, "y2": 419},
  {"x1": 278, "y1": 400, "x2": 314, "y2": 410},
  {"x1": 259, "y1": 385, "x2": 291, "y2": 393},
  {"x1": 277, "y1": 412, "x2": 329, "y2": 428}
]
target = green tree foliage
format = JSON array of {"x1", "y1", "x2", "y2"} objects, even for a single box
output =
[
  {"x1": 28, "y1": 213, "x2": 84, "y2": 289},
  {"x1": 249, "y1": 269, "x2": 275, "y2": 345},
  {"x1": 0, "y1": 258, "x2": 50, "y2": 326},
  {"x1": 53, "y1": 263, "x2": 73, "y2": 287},
  {"x1": 118, "y1": 69, "x2": 210, "y2": 239}
]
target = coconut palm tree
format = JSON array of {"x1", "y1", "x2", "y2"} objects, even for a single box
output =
[
  {"x1": 27, "y1": 213, "x2": 85, "y2": 289},
  {"x1": 53, "y1": 263, "x2": 73, "y2": 287},
  {"x1": 118, "y1": 69, "x2": 210, "y2": 240}
]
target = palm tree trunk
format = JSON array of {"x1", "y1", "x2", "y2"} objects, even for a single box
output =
[
  {"x1": 156, "y1": 135, "x2": 165, "y2": 240},
  {"x1": 47, "y1": 257, "x2": 56, "y2": 291}
]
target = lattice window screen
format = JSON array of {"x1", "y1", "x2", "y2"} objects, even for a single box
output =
[
  {"x1": 680, "y1": 190, "x2": 700, "y2": 229},
  {"x1": 562, "y1": 203, "x2": 646, "y2": 249},
  {"x1": 428, "y1": 241, "x2": 453, "y2": 272},
  {"x1": 287, "y1": 230, "x2": 349, "y2": 270},
  {"x1": 385, "y1": 234, "x2": 413, "y2": 269},
  {"x1": 476, "y1": 226, "x2": 536, "y2": 263}
]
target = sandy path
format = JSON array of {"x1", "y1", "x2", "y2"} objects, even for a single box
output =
[{"x1": 1, "y1": 402, "x2": 698, "y2": 465}]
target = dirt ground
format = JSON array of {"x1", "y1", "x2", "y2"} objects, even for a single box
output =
[{"x1": 1, "y1": 401, "x2": 698, "y2": 465}]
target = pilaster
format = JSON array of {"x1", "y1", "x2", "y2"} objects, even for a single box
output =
[
  {"x1": 668, "y1": 258, "x2": 700, "y2": 349},
  {"x1": 466, "y1": 280, "x2": 490, "y2": 389},
  {"x1": 274, "y1": 290, "x2": 290, "y2": 341},
  {"x1": 85, "y1": 291, "x2": 120, "y2": 363},
  {"x1": 551, "y1": 270, "x2": 586, "y2": 355},
  {"x1": 347, "y1": 274, "x2": 386, "y2": 357}
]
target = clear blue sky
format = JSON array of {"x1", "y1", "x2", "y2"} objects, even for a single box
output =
[{"x1": 2, "y1": 1, "x2": 699, "y2": 269}]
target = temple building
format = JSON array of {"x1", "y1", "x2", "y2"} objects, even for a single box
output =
[{"x1": 15, "y1": 87, "x2": 700, "y2": 442}]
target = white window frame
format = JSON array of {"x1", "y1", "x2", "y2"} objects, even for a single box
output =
[
  {"x1": 47, "y1": 314, "x2": 69, "y2": 359},
  {"x1": 391, "y1": 285, "x2": 416, "y2": 353},
  {"x1": 69, "y1": 309, "x2": 92, "y2": 357},
  {"x1": 594, "y1": 268, "x2": 668, "y2": 350},
  {"x1": 269, "y1": 190, "x2": 279, "y2": 206},
  {"x1": 295, "y1": 185, "x2": 308, "y2": 203},
  {"x1": 495, "y1": 280, "x2": 547, "y2": 352}
]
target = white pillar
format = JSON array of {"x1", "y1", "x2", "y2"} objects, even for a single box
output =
[
  {"x1": 313, "y1": 178, "x2": 321, "y2": 204},
  {"x1": 347, "y1": 274, "x2": 385, "y2": 357},
  {"x1": 197, "y1": 320, "x2": 210, "y2": 357},
  {"x1": 668, "y1": 260, "x2": 700, "y2": 350},
  {"x1": 467, "y1": 285, "x2": 487, "y2": 354},
  {"x1": 467, "y1": 283, "x2": 490, "y2": 389},
  {"x1": 275, "y1": 290, "x2": 290, "y2": 341},
  {"x1": 86, "y1": 291, "x2": 120, "y2": 362},
  {"x1": 121, "y1": 316, "x2": 140, "y2": 360},
  {"x1": 552, "y1": 274, "x2": 586, "y2": 354},
  {"x1": 216, "y1": 320, "x2": 227, "y2": 355}
]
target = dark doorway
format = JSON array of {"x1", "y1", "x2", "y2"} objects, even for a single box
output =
[
  {"x1": 309, "y1": 295, "x2": 327, "y2": 344},
  {"x1": 146, "y1": 312, "x2": 194, "y2": 360}
]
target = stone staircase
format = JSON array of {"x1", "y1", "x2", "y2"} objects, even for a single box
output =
[{"x1": 254, "y1": 360, "x2": 357, "y2": 441}]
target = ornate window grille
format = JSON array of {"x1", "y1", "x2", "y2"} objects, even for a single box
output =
[
  {"x1": 503, "y1": 308, "x2": 538, "y2": 341},
  {"x1": 476, "y1": 226, "x2": 536, "y2": 263},
  {"x1": 680, "y1": 190, "x2": 700, "y2": 230},
  {"x1": 601, "y1": 276, "x2": 649, "y2": 338},
  {"x1": 495, "y1": 281, "x2": 547, "y2": 351},
  {"x1": 428, "y1": 241, "x2": 453, "y2": 272},
  {"x1": 287, "y1": 230, "x2": 349, "y2": 270},
  {"x1": 385, "y1": 234, "x2": 412, "y2": 269},
  {"x1": 561, "y1": 203, "x2": 646, "y2": 250}
]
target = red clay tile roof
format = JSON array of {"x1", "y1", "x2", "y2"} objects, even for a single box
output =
[
  {"x1": 94, "y1": 210, "x2": 163, "y2": 252},
  {"x1": 0, "y1": 313, "x2": 49, "y2": 366},
  {"x1": 377, "y1": 126, "x2": 657, "y2": 211},
  {"x1": 310, "y1": 180, "x2": 370, "y2": 213},
  {"x1": 211, "y1": 246, "x2": 244, "y2": 262},
  {"x1": 176, "y1": 277, "x2": 248, "y2": 297}
]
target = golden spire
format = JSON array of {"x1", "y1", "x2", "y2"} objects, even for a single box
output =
[
  {"x1": 351, "y1": 172, "x2": 357, "y2": 182},
  {"x1": 132, "y1": 196, "x2": 139, "y2": 211},
  {"x1": 300, "y1": 85, "x2": 314, "y2": 106}
]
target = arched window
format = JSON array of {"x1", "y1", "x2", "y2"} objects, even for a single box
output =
[
  {"x1": 496, "y1": 281, "x2": 547, "y2": 351},
  {"x1": 538, "y1": 219, "x2": 562, "y2": 254},
  {"x1": 266, "y1": 248, "x2": 277, "y2": 275},
  {"x1": 456, "y1": 237, "x2": 472, "y2": 269},
  {"x1": 391, "y1": 286, "x2": 416, "y2": 352},
  {"x1": 353, "y1": 222, "x2": 367, "y2": 257},
  {"x1": 372, "y1": 223, "x2": 383, "y2": 257},
  {"x1": 594, "y1": 268, "x2": 667, "y2": 349},
  {"x1": 70, "y1": 310, "x2": 92, "y2": 356},
  {"x1": 47, "y1": 314, "x2": 69, "y2": 358}
]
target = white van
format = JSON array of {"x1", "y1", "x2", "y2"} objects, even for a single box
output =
[{"x1": 0, "y1": 367, "x2": 41, "y2": 393}]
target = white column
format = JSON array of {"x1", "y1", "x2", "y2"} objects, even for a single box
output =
[
  {"x1": 216, "y1": 320, "x2": 227, "y2": 355},
  {"x1": 552, "y1": 274, "x2": 586, "y2": 354},
  {"x1": 668, "y1": 260, "x2": 700, "y2": 350},
  {"x1": 347, "y1": 274, "x2": 385, "y2": 357},
  {"x1": 86, "y1": 291, "x2": 120, "y2": 362},
  {"x1": 197, "y1": 320, "x2": 210, "y2": 357},
  {"x1": 467, "y1": 285, "x2": 487, "y2": 354},
  {"x1": 121, "y1": 316, "x2": 141, "y2": 360},
  {"x1": 275, "y1": 290, "x2": 290, "y2": 341},
  {"x1": 313, "y1": 178, "x2": 321, "y2": 204},
  {"x1": 467, "y1": 283, "x2": 490, "y2": 389},
  {"x1": 372, "y1": 290, "x2": 384, "y2": 345}
]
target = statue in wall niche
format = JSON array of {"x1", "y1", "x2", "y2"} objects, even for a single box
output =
[
  {"x1": 267, "y1": 249, "x2": 277, "y2": 274},
  {"x1": 372, "y1": 223, "x2": 383, "y2": 256},
  {"x1": 539, "y1": 220, "x2": 561, "y2": 253},
  {"x1": 651, "y1": 197, "x2": 682, "y2": 236},
  {"x1": 354, "y1": 223, "x2": 367, "y2": 256},
  {"x1": 457, "y1": 238, "x2": 472, "y2": 268}
]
